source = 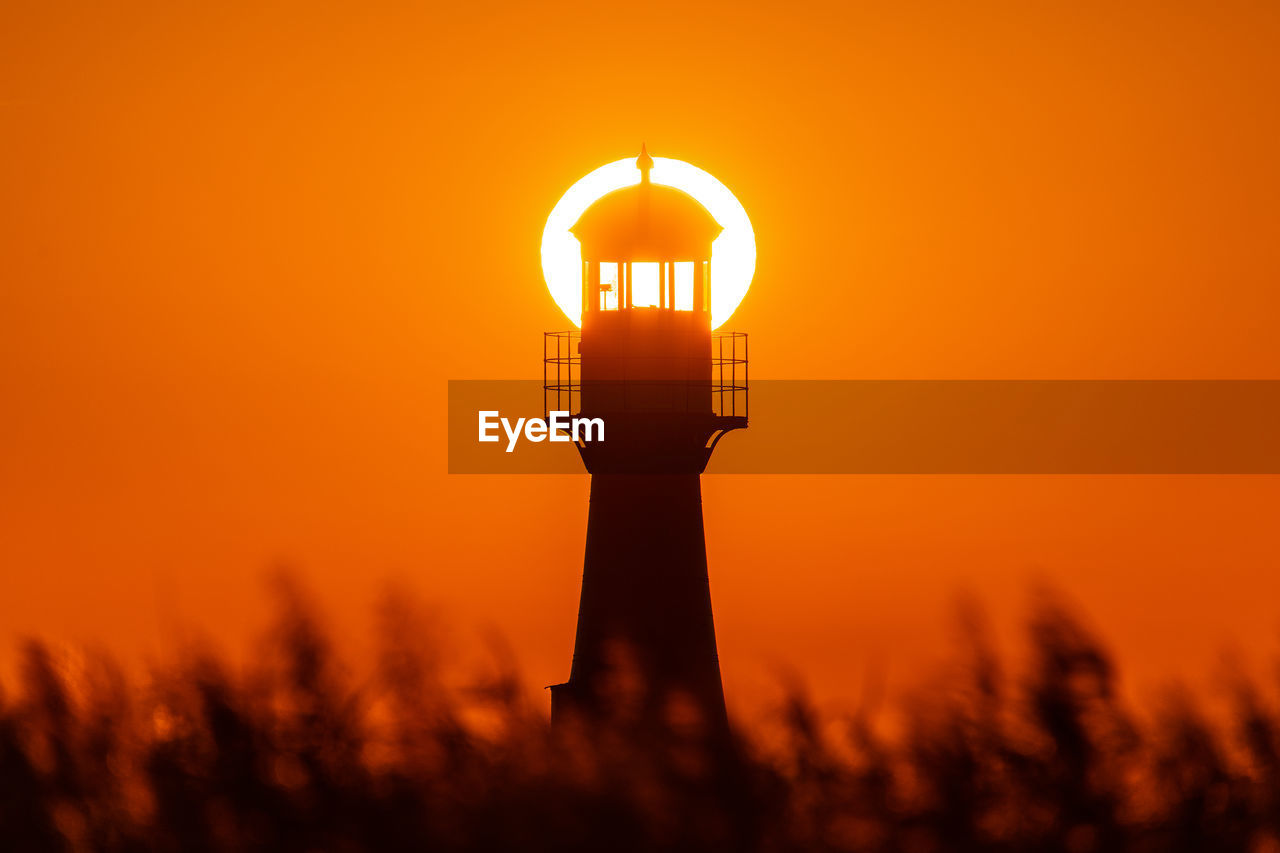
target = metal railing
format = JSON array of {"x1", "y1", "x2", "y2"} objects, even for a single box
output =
[
  {"x1": 715, "y1": 331, "x2": 748, "y2": 419},
  {"x1": 543, "y1": 330, "x2": 748, "y2": 420},
  {"x1": 543, "y1": 330, "x2": 581, "y2": 417}
]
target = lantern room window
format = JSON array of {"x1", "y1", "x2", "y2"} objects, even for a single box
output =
[
  {"x1": 674, "y1": 262, "x2": 694, "y2": 311},
  {"x1": 598, "y1": 262, "x2": 619, "y2": 311},
  {"x1": 631, "y1": 262, "x2": 660, "y2": 308}
]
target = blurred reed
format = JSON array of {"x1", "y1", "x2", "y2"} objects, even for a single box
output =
[{"x1": 2, "y1": 575, "x2": 1278, "y2": 852}]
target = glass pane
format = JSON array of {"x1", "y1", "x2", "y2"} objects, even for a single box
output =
[
  {"x1": 631, "y1": 262, "x2": 660, "y2": 308},
  {"x1": 674, "y1": 262, "x2": 694, "y2": 311},
  {"x1": 599, "y1": 262, "x2": 618, "y2": 311}
]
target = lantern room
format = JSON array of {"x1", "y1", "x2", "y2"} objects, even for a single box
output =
[
  {"x1": 546, "y1": 146, "x2": 747, "y2": 427},
  {"x1": 571, "y1": 145, "x2": 723, "y2": 316}
]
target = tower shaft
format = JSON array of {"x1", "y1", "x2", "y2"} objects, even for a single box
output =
[{"x1": 552, "y1": 473, "x2": 728, "y2": 733}]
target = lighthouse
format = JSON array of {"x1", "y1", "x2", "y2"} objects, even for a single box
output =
[{"x1": 545, "y1": 147, "x2": 748, "y2": 738}]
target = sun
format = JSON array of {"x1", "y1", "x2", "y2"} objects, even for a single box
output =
[{"x1": 541, "y1": 155, "x2": 756, "y2": 330}]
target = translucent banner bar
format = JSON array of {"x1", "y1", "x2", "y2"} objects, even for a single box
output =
[{"x1": 448, "y1": 380, "x2": 1280, "y2": 474}]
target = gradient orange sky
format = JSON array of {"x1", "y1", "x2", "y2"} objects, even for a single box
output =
[{"x1": 2, "y1": 0, "x2": 1279, "y2": 711}]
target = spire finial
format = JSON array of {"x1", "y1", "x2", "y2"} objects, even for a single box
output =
[{"x1": 637, "y1": 143, "x2": 653, "y2": 185}]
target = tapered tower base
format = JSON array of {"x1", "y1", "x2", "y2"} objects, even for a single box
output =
[{"x1": 551, "y1": 473, "x2": 728, "y2": 739}]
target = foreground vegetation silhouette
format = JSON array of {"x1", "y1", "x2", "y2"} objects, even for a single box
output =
[{"x1": 3, "y1": 578, "x2": 1280, "y2": 852}]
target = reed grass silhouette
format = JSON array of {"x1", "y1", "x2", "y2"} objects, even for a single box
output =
[{"x1": 2, "y1": 575, "x2": 1278, "y2": 852}]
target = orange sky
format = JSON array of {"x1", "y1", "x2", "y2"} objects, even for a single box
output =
[{"x1": 2, "y1": 0, "x2": 1279, "y2": 712}]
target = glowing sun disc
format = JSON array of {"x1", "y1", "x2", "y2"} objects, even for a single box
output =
[{"x1": 541, "y1": 156, "x2": 756, "y2": 330}]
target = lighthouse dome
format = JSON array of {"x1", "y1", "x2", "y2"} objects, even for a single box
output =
[{"x1": 571, "y1": 147, "x2": 722, "y2": 262}]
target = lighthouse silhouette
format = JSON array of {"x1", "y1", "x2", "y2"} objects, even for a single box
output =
[{"x1": 546, "y1": 146, "x2": 748, "y2": 738}]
